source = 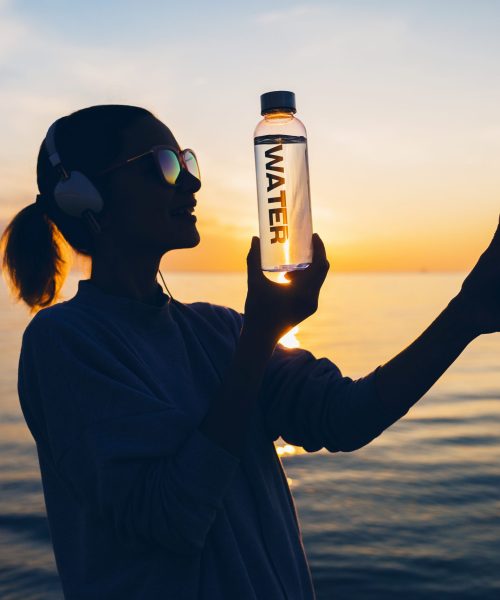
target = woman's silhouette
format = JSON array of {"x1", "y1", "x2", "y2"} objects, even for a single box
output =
[{"x1": 1, "y1": 104, "x2": 499, "y2": 599}]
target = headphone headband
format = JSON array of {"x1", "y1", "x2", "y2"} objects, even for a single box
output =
[{"x1": 44, "y1": 120, "x2": 64, "y2": 170}]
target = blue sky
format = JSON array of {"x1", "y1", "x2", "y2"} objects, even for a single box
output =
[{"x1": 1, "y1": 0, "x2": 499, "y2": 270}]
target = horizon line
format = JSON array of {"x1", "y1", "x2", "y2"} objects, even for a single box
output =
[{"x1": 68, "y1": 266, "x2": 469, "y2": 276}]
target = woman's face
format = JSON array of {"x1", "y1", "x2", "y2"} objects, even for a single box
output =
[{"x1": 97, "y1": 115, "x2": 201, "y2": 255}]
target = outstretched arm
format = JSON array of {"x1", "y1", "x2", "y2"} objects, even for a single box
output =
[
  {"x1": 374, "y1": 295, "x2": 477, "y2": 416},
  {"x1": 375, "y1": 215, "x2": 500, "y2": 416},
  {"x1": 256, "y1": 216, "x2": 500, "y2": 454}
]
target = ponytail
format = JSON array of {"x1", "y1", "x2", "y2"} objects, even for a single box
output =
[{"x1": 1, "y1": 201, "x2": 72, "y2": 314}]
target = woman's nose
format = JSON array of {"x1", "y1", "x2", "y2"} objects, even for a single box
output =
[{"x1": 177, "y1": 169, "x2": 201, "y2": 194}]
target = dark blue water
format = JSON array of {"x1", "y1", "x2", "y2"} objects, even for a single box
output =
[
  {"x1": 1, "y1": 272, "x2": 499, "y2": 599},
  {"x1": 285, "y1": 410, "x2": 500, "y2": 599}
]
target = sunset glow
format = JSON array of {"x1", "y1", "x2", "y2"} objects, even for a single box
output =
[
  {"x1": 276, "y1": 272, "x2": 289, "y2": 284},
  {"x1": 0, "y1": 1, "x2": 498, "y2": 273},
  {"x1": 276, "y1": 444, "x2": 306, "y2": 457},
  {"x1": 279, "y1": 325, "x2": 300, "y2": 349},
  {"x1": 283, "y1": 239, "x2": 291, "y2": 268}
]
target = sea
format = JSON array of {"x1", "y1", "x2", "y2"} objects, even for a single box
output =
[{"x1": 1, "y1": 270, "x2": 499, "y2": 600}]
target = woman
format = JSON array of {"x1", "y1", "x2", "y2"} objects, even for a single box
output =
[{"x1": 1, "y1": 104, "x2": 498, "y2": 600}]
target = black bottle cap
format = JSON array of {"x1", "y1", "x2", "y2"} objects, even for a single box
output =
[{"x1": 260, "y1": 90, "x2": 296, "y2": 115}]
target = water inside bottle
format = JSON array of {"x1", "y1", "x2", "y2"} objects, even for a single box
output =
[{"x1": 254, "y1": 134, "x2": 313, "y2": 271}]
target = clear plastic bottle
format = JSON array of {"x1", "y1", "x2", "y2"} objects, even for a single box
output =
[{"x1": 254, "y1": 90, "x2": 313, "y2": 271}]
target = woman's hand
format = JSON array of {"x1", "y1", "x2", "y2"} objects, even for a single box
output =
[
  {"x1": 453, "y1": 214, "x2": 500, "y2": 336},
  {"x1": 244, "y1": 233, "x2": 330, "y2": 340}
]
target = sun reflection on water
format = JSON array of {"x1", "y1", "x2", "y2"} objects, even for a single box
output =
[
  {"x1": 273, "y1": 270, "x2": 301, "y2": 348},
  {"x1": 279, "y1": 326, "x2": 300, "y2": 348},
  {"x1": 276, "y1": 444, "x2": 306, "y2": 457}
]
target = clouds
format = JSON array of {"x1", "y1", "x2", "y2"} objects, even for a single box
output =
[
  {"x1": 255, "y1": 4, "x2": 321, "y2": 25},
  {"x1": 0, "y1": 0, "x2": 499, "y2": 270},
  {"x1": 0, "y1": 2, "x2": 27, "y2": 59},
  {"x1": 0, "y1": 2, "x2": 188, "y2": 205}
]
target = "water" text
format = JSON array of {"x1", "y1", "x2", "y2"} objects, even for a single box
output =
[{"x1": 265, "y1": 144, "x2": 288, "y2": 244}]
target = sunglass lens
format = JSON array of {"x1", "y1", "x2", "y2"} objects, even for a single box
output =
[
  {"x1": 182, "y1": 150, "x2": 200, "y2": 180},
  {"x1": 157, "y1": 149, "x2": 181, "y2": 185}
]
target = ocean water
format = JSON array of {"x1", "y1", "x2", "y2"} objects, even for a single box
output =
[{"x1": 0, "y1": 271, "x2": 499, "y2": 599}]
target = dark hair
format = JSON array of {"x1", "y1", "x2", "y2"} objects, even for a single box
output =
[{"x1": 0, "y1": 104, "x2": 153, "y2": 314}]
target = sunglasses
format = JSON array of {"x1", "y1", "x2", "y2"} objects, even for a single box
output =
[{"x1": 98, "y1": 145, "x2": 201, "y2": 187}]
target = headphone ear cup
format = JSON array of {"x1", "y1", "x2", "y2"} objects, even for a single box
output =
[{"x1": 54, "y1": 171, "x2": 104, "y2": 218}]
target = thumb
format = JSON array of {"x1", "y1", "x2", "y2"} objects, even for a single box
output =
[
  {"x1": 246, "y1": 236, "x2": 265, "y2": 284},
  {"x1": 246, "y1": 236, "x2": 259, "y2": 261}
]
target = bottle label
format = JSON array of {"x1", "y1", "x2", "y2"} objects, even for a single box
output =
[{"x1": 254, "y1": 135, "x2": 312, "y2": 270}]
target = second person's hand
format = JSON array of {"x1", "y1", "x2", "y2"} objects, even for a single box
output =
[{"x1": 244, "y1": 233, "x2": 330, "y2": 340}]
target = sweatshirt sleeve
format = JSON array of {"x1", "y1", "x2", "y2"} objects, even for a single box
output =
[
  {"x1": 17, "y1": 313, "x2": 240, "y2": 557},
  {"x1": 214, "y1": 306, "x2": 410, "y2": 453},
  {"x1": 258, "y1": 342, "x2": 410, "y2": 453}
]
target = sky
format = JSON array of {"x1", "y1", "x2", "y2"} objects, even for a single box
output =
[{"x1": 0, "y1": 0, "x2": 499, "y2": 272}]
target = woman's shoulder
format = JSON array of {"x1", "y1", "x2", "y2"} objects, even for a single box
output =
[
  {"x1": 185, "y1": 300, "x2": 243, "y2": 322},
  {"x1": 22, "y1": 296, "x2": 97, "y2": 344},
  {"x1": 178, "y1": 301, "x2": 243, "y2": 338}
]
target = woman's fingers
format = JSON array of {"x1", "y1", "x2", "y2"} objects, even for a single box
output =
[
  {"x1": 245, "y1": 233, "x2": 329, "y2": 329},
  {"x1": 311, "y1": 232, "x2": 330, "y2": 273},
  {"x1": 283, "y1": 233, "x2": 330, "y2": 289},
  {"x1": 248, "y1": 233, "x2": 330, "y2": 290}
]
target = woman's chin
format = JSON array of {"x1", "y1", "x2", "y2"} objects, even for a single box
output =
[
  {"x1": 186, "y1": 228, "x2": 201, "y2": 247},
  {"x1": 170, "y1": 229, "x2": 201, "y2": 250}
]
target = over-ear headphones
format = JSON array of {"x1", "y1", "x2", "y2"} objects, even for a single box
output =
[{"x1": 44, "y1": 119, "x2": 103, "y2": 232}]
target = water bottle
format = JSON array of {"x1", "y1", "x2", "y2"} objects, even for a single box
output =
[{"x1": 254, "y1": 90, "x2": 313, "y2": 271}]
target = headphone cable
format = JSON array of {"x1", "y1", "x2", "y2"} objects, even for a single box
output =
[{"x1": 157, "y1": 268, "x2": 176, "y2": 305}]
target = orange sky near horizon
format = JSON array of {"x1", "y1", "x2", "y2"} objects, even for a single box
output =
[
  {"x1": 61, "y1": 208, "x2": 494, "y2": 275},
  {"x1": 160, "y1": 219, "x2": 494, "y2": 274}
]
